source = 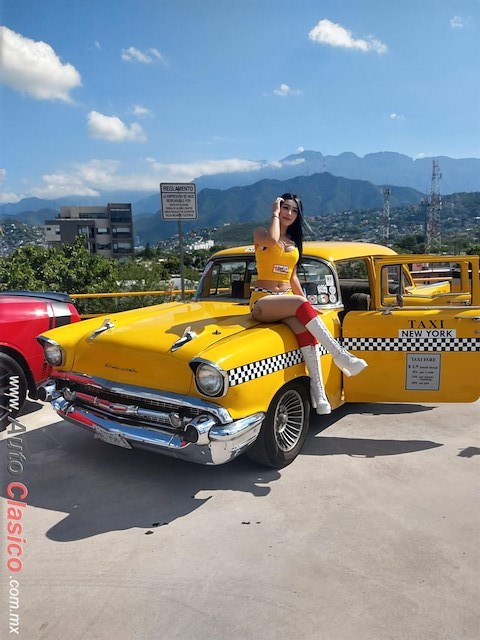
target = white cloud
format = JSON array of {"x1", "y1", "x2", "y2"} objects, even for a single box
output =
[
  {"x1": 149, "y1": 48, "x2": 164, "y2": 61},
  {"x1": 450, "y1": 16, "x2": 465, "y2": 28},
  {"x1": 308, "y1": 19, "x2": 388, "y2": 54},
  {"x1": 0, "y1": 191, "x2": 23, "y2": 204},
  {"x1": 284, "y1": 158, "x2": 305, "y2": 167},
  {"x1": 121, "y1": 47, "x2": 150, "y2": 63},
  {"x1": 29, "y1": 155, "x2": 304, "y2": 199},
  {"x1": 73, "y1": 159, "x2": 122, "y2": 187},
  {"x1": 147, "y1": 156, "x2": 307, "y2": 180},
  {"x1": 273, "y1": 83, "x2": 303, "y2": 97},
  {"x1": 414, "y1": 152, "x2": 433, "y2": 160},
  {"x1": 146, "y1": 157, "x2": 266, "y2": 181},
  {"x1": 0, "y1": 168, "x2": 23, "y2": 202},
  {"x1": 27, "y1": 158, "x2": 227, "y2": 198},
  {"x1": 133, "y1": 104, "x2": 153, "y2": 117},
  {"x1": 31, "y1": 160, "x2": 126, "y2": 198},
  {"x1": 297, "y1": 147, "x2": 305, "y2": 153},
  {"x1": 390, "y1": 112, "x2": 406, "y2": 121},
  {"x1": 0, "y1": 26, "x2": 82, "y2": 102},
  {"x1": 121, "y1": 46, "x2": 165, "y2": 64},
  {"x1": 94, "y1": 40, "x2": 101, "y2": 49},
  {"x1": 32, "y1": 176, "x2": 101, "y2": 198},
  {"x1": 87, "y1": 111, "x2": 147, "y2": 142}
]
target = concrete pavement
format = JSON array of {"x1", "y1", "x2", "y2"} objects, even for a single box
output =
[{"x1": 1, "y1": 399, "x2": 479, "y2": 640}]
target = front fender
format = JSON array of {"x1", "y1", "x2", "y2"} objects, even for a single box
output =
[{"x1": 201, "y1": 323, "x2": 308, "y2": 419}]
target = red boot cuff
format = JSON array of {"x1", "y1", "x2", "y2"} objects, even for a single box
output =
[
  {"x1": 296, "y1": 301, "x2": 318, "y2": 325},
  {"x1": 296, "y1": 330, "x2": 317, "y2": 347}
]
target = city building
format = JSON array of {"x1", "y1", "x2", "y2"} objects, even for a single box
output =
[
  {"x1": 45, "y1": 203, "x2": 134, "y2": 259},
  {"x1": 187, "y1": 239, "x2": 214, "y2": 251}
]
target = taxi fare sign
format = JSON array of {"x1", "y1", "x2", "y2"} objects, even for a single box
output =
[{"x1": 160, "y1": 183, "x2": 198, "y2": 220}]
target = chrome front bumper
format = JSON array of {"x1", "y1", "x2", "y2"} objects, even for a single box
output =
[{"x1": 41, "y1": 379, "x2": 264, "y2": 465}]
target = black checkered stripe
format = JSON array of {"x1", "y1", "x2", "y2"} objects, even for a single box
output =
[
  {"x1": 341, "y1": 336, "x2": 480, "y2": 352},
  {"x1": 228, "y1": 346, "x2": 328, "y2": 387},
  {"x1": 252, "y1": 287, "x2": 292, "y2": 295}
]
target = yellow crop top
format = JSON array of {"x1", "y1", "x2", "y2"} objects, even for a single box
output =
[{"x1": 255, "y1": 243, "x2": 299, "y2": 283}]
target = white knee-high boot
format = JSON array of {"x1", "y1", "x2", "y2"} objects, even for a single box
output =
[
  {"x1": 300, "y1": 344, "x2": 331, "y2": 415},
  {"x1": 304, "y1": 316, "x2": 367, "y2": 377}
]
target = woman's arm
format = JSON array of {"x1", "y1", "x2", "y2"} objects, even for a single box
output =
[{"x1": 253, "y1": 197, "x2": 283, "y2": 246}]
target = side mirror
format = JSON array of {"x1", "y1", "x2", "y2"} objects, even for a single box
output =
[{"x1": 382, "y1": 295, "x2": 404, "y2": 315}]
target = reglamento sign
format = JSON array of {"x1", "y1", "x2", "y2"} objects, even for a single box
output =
[{"x1": 160, "y1": 183, "x2": 198, "y2": 220}]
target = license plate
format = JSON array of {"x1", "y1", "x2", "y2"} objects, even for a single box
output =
[{"x1": 94, "y1": 427, "x2": 132, "y2": 449}]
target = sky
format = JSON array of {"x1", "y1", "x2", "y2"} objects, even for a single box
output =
[{"x1": 0, "y1": 0, "x2": 479, "y2": 204}]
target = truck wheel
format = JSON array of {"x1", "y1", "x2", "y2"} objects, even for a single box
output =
[
  {"x1": 0, "y1": 354, "x2": 28, "y2": 432},
  {"x1": 247, "y1": 380, "x2": 310, "y2": 468}
]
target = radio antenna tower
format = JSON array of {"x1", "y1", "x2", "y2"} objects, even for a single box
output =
[
  {"x1": 382, "y1": 187, "x2": 391, "y2": 244},
  {"x1": 425, "y1": 159, "x2": 442, "y2": 253}
]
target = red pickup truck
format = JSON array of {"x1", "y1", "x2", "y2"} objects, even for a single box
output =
[{"x1": 0, "y1": 291, "x2": 81, "y2": 430}]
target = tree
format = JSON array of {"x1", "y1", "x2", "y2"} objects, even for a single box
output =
[
  {"x1": 466, "y1": 245, "x2": 480, "y2": 257},
  {"x1": 0, "y1": 245, "x2": 46, "y2": 290},
  {"x1": 116, "y1": 259, "x2": 169, "y2": 290},
  {"x1": 139, "y1": 242, "x2": 155, "y2": 258},
  {"x1": 392, "y1": 234, "x2": 425, "y2": 254},
  {"x1": 163, "y1": 255, "x2": 180, "y2": 273},
  {"x1": 0, "y1": 237, "x2": 118, "y2": 314},
  {"x1": 189, "y1": 249, "x2": 212, "y2": 270}
]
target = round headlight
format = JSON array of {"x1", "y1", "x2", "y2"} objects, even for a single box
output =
[
  {"x1": 195, "y1": 363, "x2": 225, "y2": 397},
  {"x1": 43, "y1": 341, "x2": 64, "y2": 366}
]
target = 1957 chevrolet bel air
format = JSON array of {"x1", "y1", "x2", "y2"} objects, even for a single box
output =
[{"x1": 37, "y1": 242, "x2": 480, "y2": 468}]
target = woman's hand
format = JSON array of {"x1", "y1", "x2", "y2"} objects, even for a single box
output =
[{"x1": 272, "y1": 197, "x2": 283, "y2": 218}]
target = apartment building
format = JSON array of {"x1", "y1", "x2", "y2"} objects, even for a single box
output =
[{"x1": 45, "y1": 203, "x2": 134, "y2": 259}]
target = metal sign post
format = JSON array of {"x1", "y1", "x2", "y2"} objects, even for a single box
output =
[
  {"x1": 178, "y1": 218, "x2": 185, "y2": 298},
  {"x1": 160, "y1": 183, "x2": 198, "y2": 300}
]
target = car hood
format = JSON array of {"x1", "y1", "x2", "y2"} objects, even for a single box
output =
[{"x1": 64, "y1": 301, "x2": 258, "y2": 393}]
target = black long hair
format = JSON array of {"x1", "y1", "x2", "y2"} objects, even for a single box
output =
[{"x1": 281, "y1": 192, "x2": 304, "y2": 259}]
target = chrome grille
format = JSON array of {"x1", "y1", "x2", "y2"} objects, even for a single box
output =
[
  {"x1": 67, "y1": 381, "x2": 203, "y2": 417},
  {"x1": 50, "y1": 372, "x2": 233, "y2": 427}
]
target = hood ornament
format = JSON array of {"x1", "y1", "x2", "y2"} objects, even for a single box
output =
[
  {"x1": 171, "y1": 326, "x2": 197, "y2": 352},
  {"x1": 88, "y1": 318, "x2": 114, "y2": 342}
]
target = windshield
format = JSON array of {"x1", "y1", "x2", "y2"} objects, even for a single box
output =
[
  {"x1": 195, "y1": 254, "x2": 340, "y2": 308},
  {"x1": 195, "y1": 257, "x2": 256, "y2": 301}
]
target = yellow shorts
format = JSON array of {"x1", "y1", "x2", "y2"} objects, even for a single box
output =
[{"x1": 249, "y1": 287, "x2": 293, "y2": 310}]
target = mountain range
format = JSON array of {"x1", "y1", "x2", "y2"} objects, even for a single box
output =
[
  {"x1": 1, "y1": 149, "x2": 478, "y2": 245},
  {"x1": 1, "y1": 176, "x2": 422, "y2": 245},
  {"x1": 133, "y1": 172, "x2": 423, "y2": 243},
  {"x1": 2, "y1": 150, "x2": 479, "y2": 219},
  {"x1": 193, "y1": 150, "x2": 480, "y2": 194}
]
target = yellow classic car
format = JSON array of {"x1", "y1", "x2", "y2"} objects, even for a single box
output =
[{"x1": 37, "y1": 242, "x2": 480, "y2": 468}]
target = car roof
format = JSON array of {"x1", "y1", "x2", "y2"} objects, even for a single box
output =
[
  {"x1": 0, "y1": 290, "x2": 73, "y2": 304},
  {"x1": 213, "y1": 241, "x2": 397, "y2": 262}
]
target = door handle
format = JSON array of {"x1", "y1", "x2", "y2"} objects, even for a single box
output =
[{"x1": 454, "y1": 316, "x2": 480, "y2": 321}]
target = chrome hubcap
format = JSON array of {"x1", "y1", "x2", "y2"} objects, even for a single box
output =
[{"x1": 274, "y1": 389, "x2": 305, "y2": 452}]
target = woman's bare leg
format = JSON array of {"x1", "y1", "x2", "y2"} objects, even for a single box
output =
[
  {"x1": 282, "y1": 316, "x2": 306, "y2": 334},
  {"x1": 253, "y1": 297, "x2": 367, "y2": 378},
  {"x1": 251, "y1": 295, "x2": 306, "y2": 322}
]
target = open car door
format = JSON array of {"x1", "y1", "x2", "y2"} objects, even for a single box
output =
[{"x1": 342, "y1": 254, "x2": 480, "y2": 403}]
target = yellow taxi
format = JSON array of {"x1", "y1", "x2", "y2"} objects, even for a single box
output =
[{"x1": 37, "y1": 242, "x2": 480, "y2": 468}]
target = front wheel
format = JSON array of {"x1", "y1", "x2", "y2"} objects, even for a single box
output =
[
  {"x1": 247, "y1": 380, "x2": 310, "y2": 468},
  {"x1": 0, "y1": 353, "x2": 28, "y2": 432}
]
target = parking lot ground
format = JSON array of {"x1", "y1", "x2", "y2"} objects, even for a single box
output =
[{"x1": 1, "y1": 399, "x2": 479, "y2": 640}]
